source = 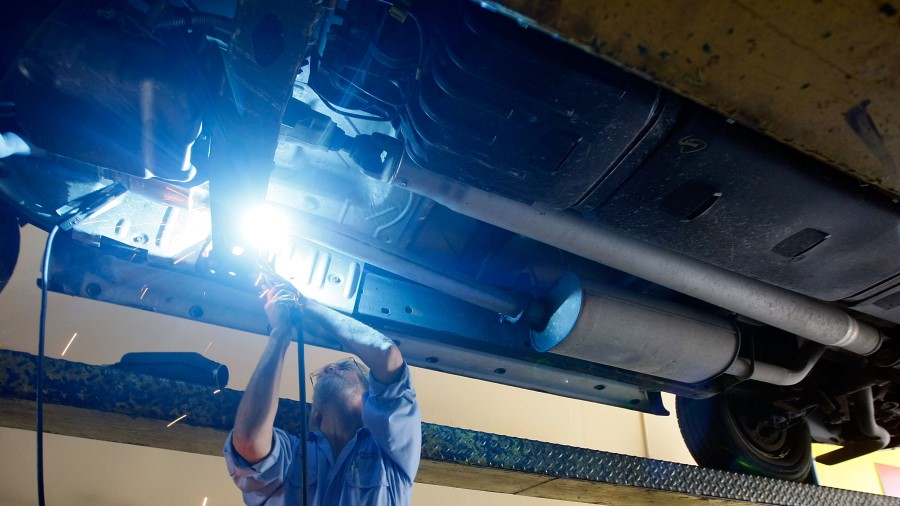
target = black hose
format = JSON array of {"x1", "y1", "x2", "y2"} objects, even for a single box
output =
[
  {"x1": 35, "y1": 185, "x2": 125, "y2": 505},
  {"x1": 37, "y1": 225, "x2": 60, "y2": 506},
  {"x1": 296, "y1": 324, "x2": 309, "y2": 506}
]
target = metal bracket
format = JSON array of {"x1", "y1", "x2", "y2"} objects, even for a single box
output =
[{"x1": 45, "y1": 232, "x2": 666, "y2": 414}]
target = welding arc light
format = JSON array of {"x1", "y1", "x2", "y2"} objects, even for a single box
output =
[{"x1": 239, "y1": 205, "x2": 289, "y2": 254}]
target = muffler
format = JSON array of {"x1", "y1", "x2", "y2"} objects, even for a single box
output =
[{"x1": 532, "y1": 274, "x2": 739, "y2": 384}]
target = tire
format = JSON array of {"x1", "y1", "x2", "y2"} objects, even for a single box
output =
[
  {"x1": 0, "y1": 205, "x2": 20, "y2": 294},
  {"x1": 676, "y1": 393, "x2": 812, "y2": 482}
]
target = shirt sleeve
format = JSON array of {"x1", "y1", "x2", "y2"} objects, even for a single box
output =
[
  {"x1": 362, "y1": 362, "x2": 422, "y2": 481},
  {"x1": 223, "y1": 427, "x2": 299, "y2": 505}
]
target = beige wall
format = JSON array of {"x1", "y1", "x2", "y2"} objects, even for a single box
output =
[
  {"x1": 812, "y1": 444, "x2": 900, "y2": 496},
  {"x1": 0, "y1": 225, "x2": 684, "y2": 505}
]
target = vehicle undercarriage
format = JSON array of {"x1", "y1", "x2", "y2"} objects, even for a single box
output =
[{"x1": 2, "y1": 0, "x2": 899, "y2": 483}]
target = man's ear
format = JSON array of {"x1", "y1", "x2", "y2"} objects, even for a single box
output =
[{"x1": 309, "y1": 407, "x2": 323, "y2": 431}]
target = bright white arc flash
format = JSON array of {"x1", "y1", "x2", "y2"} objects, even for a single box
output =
[{"x1": 240, "y1": 206, "x2": 289, "y2": 253}]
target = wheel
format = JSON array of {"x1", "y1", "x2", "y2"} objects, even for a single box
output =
[
  {"x1": 0, "y1": 204, "x2": 20, "y2": 294},
  {"x1": 676, "y1": 393, "x2": 812, "y2": 482}
]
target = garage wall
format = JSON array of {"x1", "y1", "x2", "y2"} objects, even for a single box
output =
[{"x1": 812, "y1": 444, "x2": 900, "y2": 497}]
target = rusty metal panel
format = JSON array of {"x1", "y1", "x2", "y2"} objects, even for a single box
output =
[
  {"x1": 3, "y1": 350, "x2": 900, "y2": 505},
  {"x1": 488, "y1": 0, "x2": 900, "y2": 195}
]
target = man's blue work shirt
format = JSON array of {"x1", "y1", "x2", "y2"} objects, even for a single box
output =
[{"x1": 224, "y1": 364, "x2": 422, "y2": 505}]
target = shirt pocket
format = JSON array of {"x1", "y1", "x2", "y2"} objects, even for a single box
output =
[{"x1": 345, "y1": 450, "x2": 390, "y2": 489}]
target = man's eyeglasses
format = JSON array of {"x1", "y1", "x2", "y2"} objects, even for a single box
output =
[{"x1": 309, "y1": 357, "x2": 369, "y2": 388}]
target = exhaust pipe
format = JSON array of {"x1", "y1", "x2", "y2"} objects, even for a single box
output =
[
  {"x1": 386, "y1": 158, "x2": 883, "y2": 356},
  {"x1": 724, "y1": 345, "x2": 826, "y2": 386}
]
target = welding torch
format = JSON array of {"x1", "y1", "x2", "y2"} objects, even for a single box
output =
[
  {"x1": 256, "y1": 258, "x2": 312, "y2": 506},
  {"x1": 257, "y1": 260, "x2": 306, "y2": 323}
]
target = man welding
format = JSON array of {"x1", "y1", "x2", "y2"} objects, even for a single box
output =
[{"x1": 224, "y1": 283, "x2": 422, "y2": 505}]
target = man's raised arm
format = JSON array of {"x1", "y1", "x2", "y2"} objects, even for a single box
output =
[
  {"x1": 231, "y1": 288, "x2": 298, "y2": 463},
  {"x1": 301, "y1": 298, "x2": 404, "y2": 385}
]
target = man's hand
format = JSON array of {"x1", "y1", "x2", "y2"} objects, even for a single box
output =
[{"x1": 262, "y1": 283, "x2": 303, "y2": 341}]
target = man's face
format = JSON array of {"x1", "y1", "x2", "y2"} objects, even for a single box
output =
[{"x1": 312, "y1": 360, "x2": 368, "y2": 417}]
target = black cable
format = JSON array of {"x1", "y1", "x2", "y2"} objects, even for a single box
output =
[
  {"x1": 373, "y1": 0, "x2": 426, "y2": 74},
  {"x1": 317, "y1": 91, "x2": 392, "y2": 122},
  {"x1": 323, "y1": 63, "x2": 407, "y2": 107},
  {"x1": 309, "y1": 44, "x2": 393, "y2": 122},
  {"x1": 259, "y1": 261, "x2": 309, "y2": 505},
  {"x1": 304, "y1": 0, "x2": 428, "y2": 125},
  {"x1": 37, "y1": 225, "x2": 60, "y2": 506},
  {"x1": 35, "y1": 184, "x2": 125, "y2": 506},
  {"x1": 296, "y1": 326, "x2": 309, "y2": 506}
]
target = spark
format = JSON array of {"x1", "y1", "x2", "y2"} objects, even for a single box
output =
[
  {"x1": 202, "y1": 497, "x2": 208, "y2": 506},
  {"x1": 173, "y1": 248, "x2": 199, "y2": 265},
  {"x1": 254, "y1": 272, "x2": 264, "y2": 287},
  {"x1": 166, "y1": 414, "x2": 188, "y2": 428},
  {"x1": 203, "y1": 340, "x2": 213, "y2": 354},
  {"x1": 139, "y1": 285, "x2": 149, "y2": 300},
  {"x1": 61, "y1": 332, "x2": 78, "y2": 356},
  {"x1": 213, "y1": 389, "x2": 221, "y2": 395},
  {"x1": 258, "y1": 287, "x2": 272, "y2": 299}
]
